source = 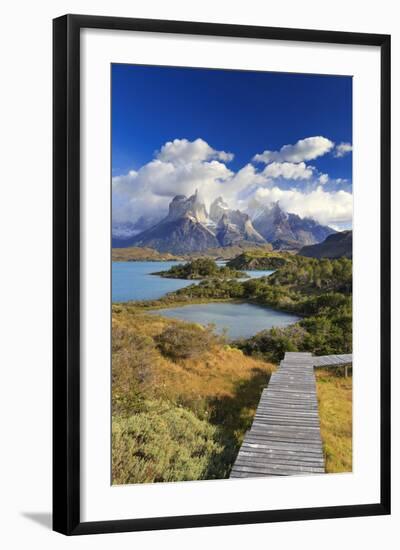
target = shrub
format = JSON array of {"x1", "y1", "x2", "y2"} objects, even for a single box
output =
[
  {"x1": 112, "y1": 400, "x2": 224, "y2": 484},
  {"x1": 155, "y1": 258, "x2": 244, "y2": 279},
  {"x1": 155, "y1": 323, "x2": 219, "y2": 361},
  {"x1": 236, "y1": 324, "x2": 308, "y2": 362},
  {"x1": 112, "y1": 326, "x2": 160, "y2": 414}
]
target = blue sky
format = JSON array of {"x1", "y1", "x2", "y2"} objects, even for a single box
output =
[{"x1": 112, "y1": 64, "x2": 352, "y2": 229}]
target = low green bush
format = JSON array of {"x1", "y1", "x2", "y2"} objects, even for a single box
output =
[{"x1": 112, "y1": 400, "x2": 224, "y2": 484}]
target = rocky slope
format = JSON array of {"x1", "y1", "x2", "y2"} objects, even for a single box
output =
[
  {"x1": 299, "y1": 230, "x2": 352, "y2": 259},
  {"x1": 252, "y1": 202, "x2": 335, "y2": 250},
  {"x1": 210, "y1": 197, "x2": 266, "y2": 246},
  {"x1": 116, "y1": 194, "x2": 336, "y2": 254},
  {"x1": 125, "y1": 192, "x2": 266, "y2": 253}
]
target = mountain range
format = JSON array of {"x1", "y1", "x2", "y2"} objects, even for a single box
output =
[{"x1": 112, "y1": 191, "x2": 336, "y2": 254}]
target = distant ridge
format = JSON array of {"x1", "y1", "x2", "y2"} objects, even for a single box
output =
[
  {"x1": 299, "y1": 230, "x2": 352, "y2": 259},
  {"x1": 251, "y1": 201, "x2": 335, "y2": 250}
]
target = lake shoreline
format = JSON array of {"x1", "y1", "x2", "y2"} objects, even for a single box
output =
[
  {"x1": 113, "y1": 295, "x2": 302, "y2": 341},
  {"x1": 115, "y1": 295, "x2": 303, "y2": 319},
  {"x1": 147, "y1": 301, "x2": 301, "y2": 340},
  {"x1": 112, "y1": 260, "x2": 273, "y2": 302}
]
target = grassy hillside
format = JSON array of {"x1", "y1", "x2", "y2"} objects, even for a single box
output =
[
  {"x1": 316, "y1": 369, "x2": 352, "y2": 473},
  {"x1": 112, "y1": 243, "x2": 274, "y2": 262},
  {"x1": 112, "y1": 307, "x2": 274, "y2": 484},
  {"x1": 192, "y1": 242, "x2": 273, "y2": 259},
  {"x1": 112, "y1": 246, "x2": 184, "y2": 262}
]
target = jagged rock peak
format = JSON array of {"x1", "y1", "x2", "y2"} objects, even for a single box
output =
[
  {"x1": 168, "y1": 190, "x2": 208, "y2": 223},
  {"x1": 252, "y1": 200, "x2": 335, "y2": 250},
  {"x1": 210, "y1": 196, "x2": 230, "y2": 223}
]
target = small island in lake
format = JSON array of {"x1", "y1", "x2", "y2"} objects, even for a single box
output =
[
  {"x1": 153, "y1": 258, "x2": 246, "y2": 280},
  {"x1": 226, "y1": 250, "x2": 291, "y2": 270}
]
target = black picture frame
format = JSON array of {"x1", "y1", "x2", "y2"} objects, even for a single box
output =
[{"x1": 53, "y1": 14, "x2": 391, "y2": 535}]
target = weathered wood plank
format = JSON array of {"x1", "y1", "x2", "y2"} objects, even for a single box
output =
[
  {"x1": 231, "y1": 463, "x2": 325, "y2": 475},
  {"x1": 230, "y1": 351, "x2": 352, "y2": 479},
  {"x1": 242, "y1": 441, "x2": 324, "y2": 455},
  {"x1": 230, "y1": 351, "x2": 330, "y2": 479},
  {"x1": 236, "y1": 452, "x2": 325, "y2": 466},
  {"x1": 312, "y1": 354, "x2": 353, "y2": 368}
]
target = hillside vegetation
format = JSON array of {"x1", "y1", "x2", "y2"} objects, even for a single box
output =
[
  {"x1": 112, "y1": 243, "x2": 274, "y2": 262},
  {"x1": 167, "y1": 255, "x2": 352, "y2": 361},
  {"x1": 112, "y1": 246, "x2": 184, "y2": 262},
  {"x1": 112, "y1": 309, "x2": 274, "y2": 484}
]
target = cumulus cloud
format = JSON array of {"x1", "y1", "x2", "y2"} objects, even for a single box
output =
[
  {"x1": 254, "y1": 185, "x2": 352, "y2": 226},
  {"x1": 334, "y1": 142, "x2": 353, "y2": 158},
  {"x1": 157, "y1": 138, "x2": 234, "y2": 164},
  {"x1": 253, "y1": 136, "x2": 334, "y2": 164},
  {"x1": 112, "y1": 139, "x2": 234, "y2": 223},
  {"x1": 262, "y1": 161, "x2": 313, "y2": 180},
  {"x1": 113, "y1": 136, "x2": 352, "y2": 228}
]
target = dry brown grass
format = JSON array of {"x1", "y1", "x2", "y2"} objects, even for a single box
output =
[
  {"x1": 316, "y1": 369, "x2": 352, "y2": 473},
  {"x1": 112, "y1": 304, "x2": 274, "y2": 482},
  {"x1": 112, "y1": 246, "x2": 184, "y2": 262},
  {"x1": 113, "y1": 309, "x2": 274, "y2": 418}
]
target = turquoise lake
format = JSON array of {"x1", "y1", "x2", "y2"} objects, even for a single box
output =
[
  {"x1": 112, "y1": 261, "x2": 194, "y2": 302},
  {"x1": 152, "y1": 302, "x2": 300, "y2": 340},
  {"x1": 112, "y1": 261, "x2": 298, "y2": 338},
  {"x1": 112, "y1": 261, "x2": 274, "y2": 302}
]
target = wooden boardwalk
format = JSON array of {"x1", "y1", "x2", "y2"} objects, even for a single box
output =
[
  {"x1": 230, "y1": 352, "x2": 352, "y2": 478},
  {"x1": 312, "y1": 354, "x2": 352, "y2": 368}
]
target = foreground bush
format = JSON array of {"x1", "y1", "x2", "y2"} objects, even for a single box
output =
[
  {"x1": 235, "y1": 325, "x2": 309, "y2": 363},
  {"x1": 112, "y1": 400, "x2": 224, "y2": 484},
  {"x1": 155, "y1": 323, "x2": 220, "y2": 361},
  {"x1": 112, "y1": 326, "x2": 160, "y2": 415}
]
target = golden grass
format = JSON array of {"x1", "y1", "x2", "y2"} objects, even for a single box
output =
[
  {"x1": 316, "y1": 369, "x2": 352, "y2": 473},
  {"x1": 112, "y1": 246, "x2": 184, "y2": 261},
  {"x1": 113, "y1": 305, "x2": 352, "y2": 481},
  {"x1": 112, "y1": 307, "x2": 275, "y2": 441},
  {"x1": 112, "y1": 243, "x2": 274, "y2": 262}
]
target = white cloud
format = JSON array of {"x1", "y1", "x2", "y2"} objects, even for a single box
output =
[
  {"x1": 334, "y1": 142, "x2": 353, "y2": 157},
  {"x1": 113, "y1": 137, "x2": 352, "y2": 228},
  {"x1": 157, "y1": 138, "x2": 234, "y2": 164},
  {"x1": 263, "y1": 161, "x2": 313, "y2": 180},
  {"x1": 112, "y1": 139, "x2": 234, "y2": 223},
  {"x1": 225, "y1": 163, "x2": 269, "y2": 201},
  {"x1": 254, "y1": 185, "x2": 352, "y2": 226},
  {"x1": 253, "y1": 136, "x2": 334, "y2": 164}
]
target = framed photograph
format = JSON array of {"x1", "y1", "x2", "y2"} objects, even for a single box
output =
[{"x1": 53, "y1": 14, "x2": 391, "y2": 535}]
